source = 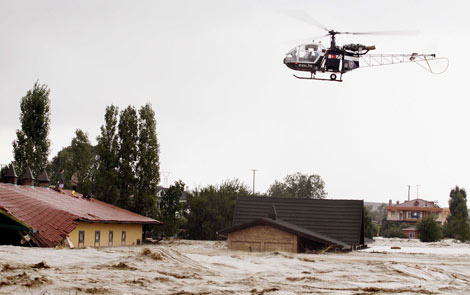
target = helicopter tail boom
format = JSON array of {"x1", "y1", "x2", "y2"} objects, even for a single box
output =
[{"x1": 359, "y1": 53, "x2": 449, "y2": 74}]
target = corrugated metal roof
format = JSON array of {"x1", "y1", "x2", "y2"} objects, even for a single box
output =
[
  {"x1": 0, "y1": 183, "x2": 160, "y2": 247},
  {"x1": 231, "y1": 196, "x2": 364, "y2": 247}
]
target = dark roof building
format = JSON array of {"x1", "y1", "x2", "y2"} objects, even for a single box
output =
[{"x1": 219, "y1": 196, "x2": 364, "y2": 252}]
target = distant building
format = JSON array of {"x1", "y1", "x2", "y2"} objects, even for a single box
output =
[
  {"x1": 0, "y1": 166, "x2": 160, "y2": 248},
  {"x1": 402, "y1": 226, "x2": 419, "y2": 239},
  {"x1": 386, "y1": 198, "x2": 449, "y2": 225},
  {"x1": 218, "y1": 196, "x2": 365, "y2": 252}
]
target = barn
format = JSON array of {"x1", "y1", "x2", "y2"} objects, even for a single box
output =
[{"x1": 218, "y1": 196, "x2": 364, "y2": 252}]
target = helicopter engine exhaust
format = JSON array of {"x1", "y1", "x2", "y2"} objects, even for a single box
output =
[{"x1": 343, "y1": 44, "x2": 375, "y2": 52}]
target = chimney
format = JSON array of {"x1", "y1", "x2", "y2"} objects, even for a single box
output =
[
  {"x1": 267, "y1": 203, "x2": 278, "y2": 220},
  {"x1": 37, "y1": 169, "x2": 50, "y2": 187},
  {"x1": 4, "y1": 164, "x2": 18, "y2": 184},
  {"x1": 389, "y1": 199, "x2": 392, "y2": 206},
  {"x1": 21, "y1": 167, "x2": 35, "y2": 186},
  {"x1": 396, "y1": 200, "x2": 399, "y2": 205}
]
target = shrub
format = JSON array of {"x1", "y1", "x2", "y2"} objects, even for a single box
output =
[
  {"x1": 379, "y1": 221, "x2": 412, "y2": 238},
  {"x1": 382, "y1": 226, "x2": 407, "y2": 238},
  {"x1": 364, "y1": 206, "x2": 378, "y2": 239},
  {"x1": 416, "y1": 214, "x2": 443, "y2": 242}
]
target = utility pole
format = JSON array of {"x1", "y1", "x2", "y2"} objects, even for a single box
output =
[
  {"x1": 161, "y1": 170, "x2": 171, "y2": 187},
  {"x1": 407, "y1": 185, "x2": 411, "y2": 201},
  {"x1": 251, "y1": 169, "x2": 258, "y2": 195}
]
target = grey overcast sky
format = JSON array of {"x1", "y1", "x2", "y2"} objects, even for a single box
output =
[{"x1": 1, "y1": 0, "x2": 468, "y2": 206}]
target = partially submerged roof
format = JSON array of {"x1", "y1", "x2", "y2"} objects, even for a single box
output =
[
  {"x1": 219, "y1": 217, "x2": 349, "y2": 248},
  {"x1": 228, "y1": 196, "x2": 364, "y2": 247},
  {"x1": 0, "y1": 183, "x2": 160, "y2": 247}
]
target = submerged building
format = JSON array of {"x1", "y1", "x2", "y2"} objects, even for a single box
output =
[
  {"x1": 218, "y1": 196, "x2": 365, "y2": 252},
  {"x1": 0, "y1": 166, "x2": 160, "y2": 248}
]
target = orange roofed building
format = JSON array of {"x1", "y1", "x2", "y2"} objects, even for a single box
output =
[
  {"x1": 386, "y1": 198, "x2": 450, "y2": 224},
  {"x1": 0, "y1": 166, "x2": 160, "y2": 248}
]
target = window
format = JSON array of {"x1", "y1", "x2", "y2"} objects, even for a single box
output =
[
  {"x1": 391, "y1": 211, "x2": 396, "y2": 217},
  {"x1": 121, "y1": 231, "x2": 126, "y2": 245},
  {"x1": 410, "y1": 232, "x2": 415, "y2": 239},
  {"x1": 95, "y1": 230, "x2": 100, "y2": 246},
  {"x1": 411, "y1": 211, "x2": 419, "y2": 219},
  {"x1": 109, "y1": 230, "x2": 113, "y2": 246},
  {"x1": 399, "y1": 211, "x2": 403, "y2": 220},
  {"x1": 78, "y1": 231, "x2": 85, "y2": 247}
]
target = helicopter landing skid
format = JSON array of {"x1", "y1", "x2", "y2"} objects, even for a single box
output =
[{"x1": 293, "y1": 74, "x2": 343, "y2": 82}]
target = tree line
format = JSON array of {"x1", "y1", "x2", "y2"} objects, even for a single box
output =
[
  {"x1": 6, "y1": 82, "x2": 468, "y2": 242},
  {"x1": 4, "y1": 82, "x2": 329, "y2": 239}
]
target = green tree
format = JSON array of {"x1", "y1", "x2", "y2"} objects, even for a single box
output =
[
  {"x1": 117, "y1": 106, "x2": 139, "y2": 209},
  {"x1": 12, "y1": 82, "x2": 51, "y2": 180},
  {"x1": 268, "y1": 172, "x2": 327, "y2": 199},
  {"x1": 369, "y1": 203, "x2": 387, "y2": 224},
  {"x1": 157, "y1": 180, "x2": 185, "y2": 237},
  {"x1": 364, "y1": 206, "x2": 378, "y2": 239},
  {"x1": 70, "y1": 129, "x2": 94, "y2": 194},
  {"x1": 50, "y1": 146, "x2": 72, "y2": 187},
  {"x1": 416, "y1": 214, "x2": 443, "y2": 242},
  {"x1": 185, "y1": 179, "x2": 250, "y2": 240},
  {"x1": 95, "y1": 105, "x2": 120, "y2": 205},
  {"x1": 443, "y1": 186, "x2": 470, "y2": 241},
  {"x1": 133, "y1": 103, "x2": 160, "y2": 216},
  {"x1": 380, "y1": 221, "x2": 410, "y2": 238},
  {"x1": 50, "y1": 129, "x2": 94, "y2": 193}
]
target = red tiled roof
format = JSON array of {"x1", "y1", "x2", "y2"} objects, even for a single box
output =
[
  {"x1": 0, "y1": 183, "x2": 160, "y2": 247},
  {"x1": 389, "y1": 198, "x2": 441, "y2": 208}
]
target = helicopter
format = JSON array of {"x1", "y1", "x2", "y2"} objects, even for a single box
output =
[{"x1": 283, "y1": 13, "x2": 448, "y2": 82}]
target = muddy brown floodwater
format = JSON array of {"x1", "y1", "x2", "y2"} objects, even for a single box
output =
[{"x1": 0, "y1": 238, "x2": 469, "y2": 294}]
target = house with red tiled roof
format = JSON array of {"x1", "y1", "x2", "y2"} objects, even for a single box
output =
[
  {"x1": 0, "y1": 166, "x2": 160, "y2": 248},
  {"x1": 386, "y1": 198, "x2": 449, "y2": 239},
  {"x1": 386, "y1": 198, "x2": 449, "y2": 224}
]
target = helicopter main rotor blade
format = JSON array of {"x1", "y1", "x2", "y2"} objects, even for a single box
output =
[
  {"x1": 338, "y1": 30, "x2": 419, "y2": 36},
  {"x1": 282, "y1": 10, "x2": 330, "y2": 32}
]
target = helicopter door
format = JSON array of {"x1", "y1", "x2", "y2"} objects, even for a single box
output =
[{"x1": 298, "y1": 44, "x2": 322, "y2": 64}]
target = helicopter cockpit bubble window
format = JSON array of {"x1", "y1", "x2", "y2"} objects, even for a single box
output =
[
  {"x1": 298, "y1": 44, "x2": 324, "y2": 64},
  {"x1": 285, "y1": 47, "x2": 298, "y2": 62}
]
